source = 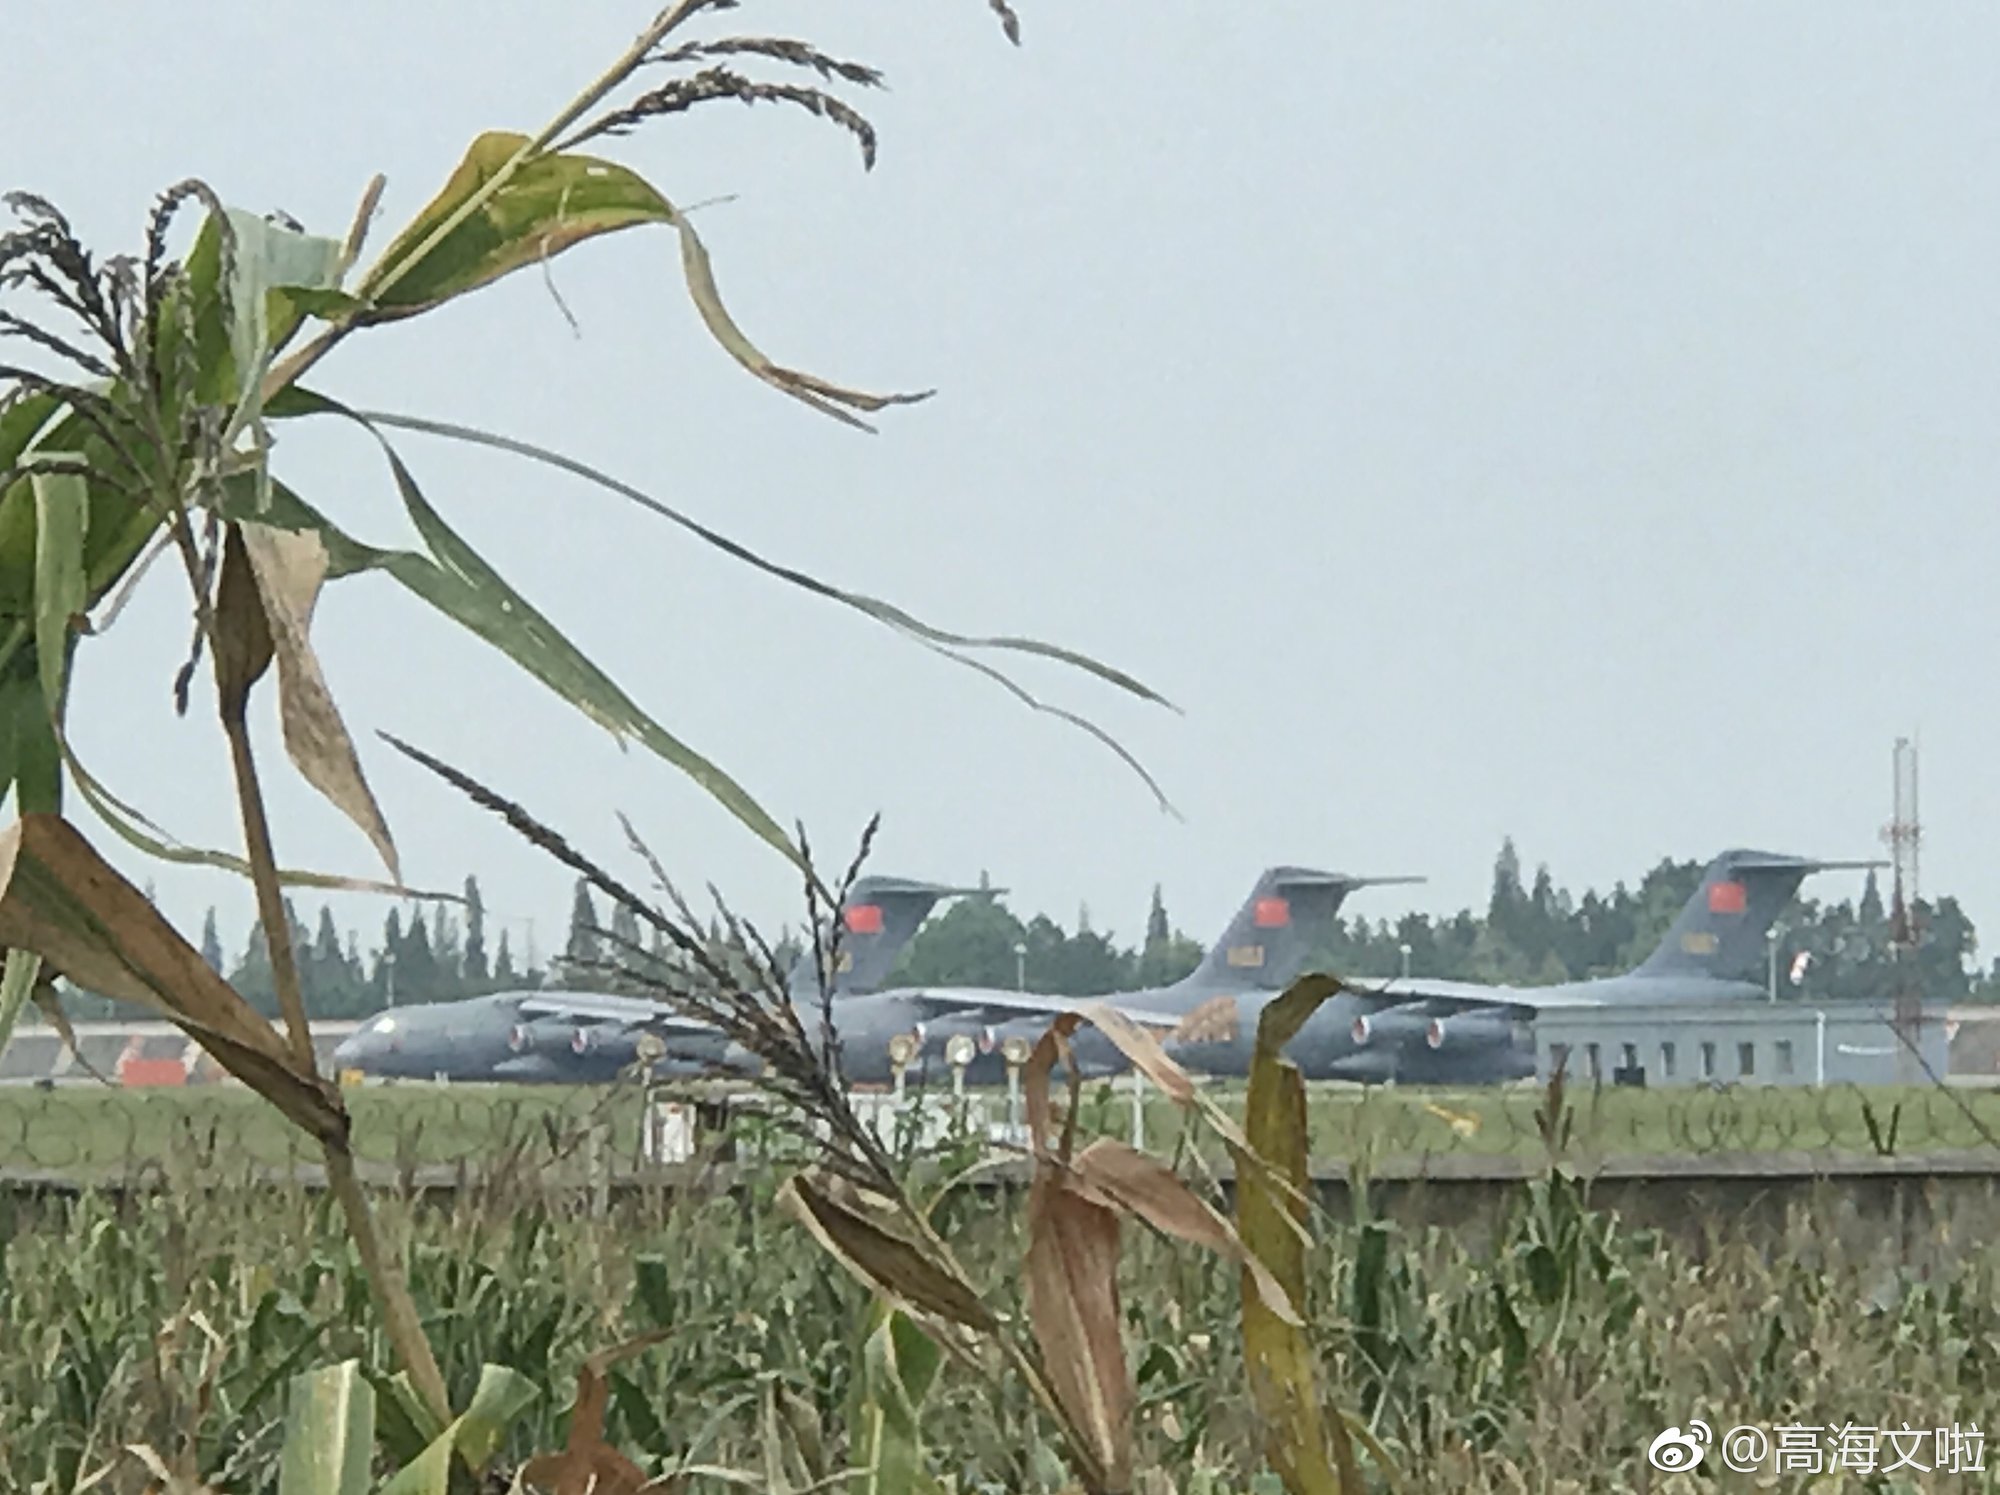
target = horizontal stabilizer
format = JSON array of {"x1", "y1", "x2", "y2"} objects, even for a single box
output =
[{"x1": 1728, "y1": 856, "x2": 1887, "y2": 874}]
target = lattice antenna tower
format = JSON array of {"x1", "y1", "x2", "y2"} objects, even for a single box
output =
[
  {"x1": 1882, "y1": 736, "x2": 1923, "y2": 1079},
  {"x1": 1883, "y1": 736, "x2": 1922, "y2": 950}
]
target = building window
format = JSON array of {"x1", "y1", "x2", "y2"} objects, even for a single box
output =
[
  {"x1": 1738, "y1": 1041, "x2": 1756, "y2": 1078},
  {"x1": 1585, "y1": 1042, "x2": 1602, "y2": 1080},
  {"x1": 1660, "y1": 1041, "x2": 1677, "y2": 1078},
  {"x1": 1776, "y1": 1039, "x2": 1795, "y2": 1076},
  {"x1": 1620, "y1": 1042, "x2": 1639, "y2": 1071},
  {"x1": 1700, "y1": 1042, "x2": 1717, "y2": 1079},
  {"x1": 1550, "y1": 1042, "x2": 1570, "y2": 1075}
]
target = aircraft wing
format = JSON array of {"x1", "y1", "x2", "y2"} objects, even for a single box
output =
[
  {"x1": 895, "y1": 987, "x2": 1185, "y2": 1030},
  {"x1": 1344, "y1": 976, "x2": 1611, "y2": 1013},
  {"x1": 515, "y1": 991, "x2": 714, "y2": 1033}
]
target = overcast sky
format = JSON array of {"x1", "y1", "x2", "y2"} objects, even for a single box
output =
[{"x1": 5, "y1": 4, "x2": 1993, "y2": 978}]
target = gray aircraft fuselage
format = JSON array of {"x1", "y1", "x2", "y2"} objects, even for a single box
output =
[
  {"x1": 329, "y1": 992, "x2": 740, "y2": 1083},
  {"x1": 1160, "y1": 847, "x2": 1871, "y2": 1086},
  {"x1": 768, "y1": 867, "x2": 1408, "y2": 1086},
  {"x1": 332, "y1": 875, "x2": 975, "y2": 1084},
  {"x1": 1172, "y1": 972, "x2": 1767, "y2": 1084}
]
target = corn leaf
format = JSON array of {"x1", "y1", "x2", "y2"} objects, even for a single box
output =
[
  {"x1": 213, "y1": 442, "x2": 803, "y2": 871},
  {"x1": 778, "y1": 1173, "x2": 996, "y2": 1333},
  {"x1": 11, "y1": 516, "x2": 430, "y2": 902},
  {"x1": 1072, "y1": 1001, "x2": 1196, "y2": 1105},
  {"x1": 374, "y1": 1434, "x2": 453, "y2": 1495},
  {"x1": 8, "y1": 660, "x2": 59, "y2": 817},
  {"x1": 519, "y1": 1332, "x2": 670, "y2": 1495},
  {"x1": 1238, "y1": 977, "x2": 1358, "y2": 1495},
  {"x1": 0, "y1": 395, "x2": 67, "y2": 625},
  {"x1": 354, "y1": 131, "x2": 924, "y2": 427},
  {"x1": 374, "y1": 1363, "x2": 538, "y2": 1495},
  {"x1": 277, "y1": 1361, "x2": 376, "y2": 1495},
  {"x1": 1079, "y1": 991, "x2": 1322, "y2": 1244},
  {"x1": 849, "y1": 1302, "x2": 945, "y2": 1495},
  {"x1": 54, "y1": 719, "x2": 439, "y2": 900},
  {"x1": 1070, "y1": 1137, "x2": 1300, "y2": 1326},
  {"x1": 0, "y1": 812, "x2": 346, "y2": 1143},
  {"x1": 1024, "y1": 1161, "x2": 1129, "y2": 1494},
  {"x1": 1017, "y1": 1013, "x2": 1136, "y2": 1492},
  {"x1": 0, "y1": 948, "x2": 42, "y2": 1084},
  {"x1": 29, "y1": 468, "x2": 85, "y2": 740},
  {"x1": 237, "y1": 521, "x2": 400, "y2": 880},
  {"x1": 663, "y1": 199, "x2": 931, "y2": 430},
  {"x1": 221, "y1": 207, "x2": 345, "y2": 450},
  {"x1": 358, "y1": 132, "x2": 672, "y2": 317},
  {"x1": 347, "y1": 408, "x2": 1178, "y2": 713},
  {"x1": 214, "y1": 522, "x2": 276, "y2": 707},
  {"x1": 451, "y1": 1363, "x2": 541, "y2": 1473},
  {"x1": 1023, "y1": 1010, "x2": 1085, "y2": 1162}
]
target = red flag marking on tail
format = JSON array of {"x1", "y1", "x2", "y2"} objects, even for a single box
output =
[
  {"x1": 1707, "y1": 881, "x2": 1747, "y2": 914},
  {"x1": 1253, "y1": 896, "x2": 1291, "y2": 928},
  {"x1": 844, "y1": 904, "x2": 884, "y2": 935}
]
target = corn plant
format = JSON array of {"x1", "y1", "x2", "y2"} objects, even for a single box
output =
[
  {"x1": 0, "y1": 0, "x2": 1173, "y2": 1446},
  {"x1": 390, "y1": 740, "x2": 1373, "y2": 1493}
]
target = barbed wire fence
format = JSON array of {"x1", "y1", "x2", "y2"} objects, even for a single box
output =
[{"x1": 3, "y1": 1069, "x2": 2000, "y2": 1190}]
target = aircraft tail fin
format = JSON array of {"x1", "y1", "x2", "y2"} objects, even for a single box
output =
[
  {"x1": 787, "y1": 876, "x2": 987, "y2": 999},
  {"x1": 1632, "y1": 851, "x2": 1882, "y2": 983},
  {"x1": 1188, "y1": 867, "x2": 1423, "y2": 992}
]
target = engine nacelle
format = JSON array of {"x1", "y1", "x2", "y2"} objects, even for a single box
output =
[
  {"x1": 921, "y1": 1013, "x2": 1000, "y2": 1059},
  {"x1": 1350, "y1": 1005, "x2": 1432, "y2": 1047},
  {"x1": 569, "y1": 1022, "x2": 647, "y2": 1058},
  {"x1": 1424, "y1": 1008, "x2": 1517, "y2": 1051},
  {"x1": 509, "y1": 1019, "x2": 584, "y2": 1056}
]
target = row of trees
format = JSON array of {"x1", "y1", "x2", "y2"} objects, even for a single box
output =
[
  {"x1": 883, "y1": 842, "x2": 1986, "y2": 1005},
  {"x1": 58, "y1": 877, "x2": 547, "y2": 1021},
  {"x1": 48, "y1": 842, "x2": 1995, "y2": 1021},
  {"x1": 1309, "y1": 840, "x2": 1983, "y2": 1004}
]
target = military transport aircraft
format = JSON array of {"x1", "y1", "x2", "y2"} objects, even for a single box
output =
[
  {"x1": 741, "y1": 865, "x2": 1426, "y2": 1084},
  {"x1": 1163, "y1": 849, "x2": 1883, "y2": 1085},
  {"x1": 330, "y1": 875, "x2": 982, "y2": 1082}
]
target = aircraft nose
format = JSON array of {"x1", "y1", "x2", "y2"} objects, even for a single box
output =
[{"x1": 333, "y1": 1029, "x2": 376, "y2": 1067}]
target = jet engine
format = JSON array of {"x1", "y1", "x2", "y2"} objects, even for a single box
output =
[
  {"x1": 920, "y1": 1013, "x2": 998, "y2": 1058},
  {"x1": 507, "y1": 1020, "x2": 583, "y2": 1057},
  {"x1": 1349, "y1": 1005, "x2": 1432, "y2": 1047},
  {"x1": 1424, "y1": 1008, "x2": 1517, "y2": 1051}
]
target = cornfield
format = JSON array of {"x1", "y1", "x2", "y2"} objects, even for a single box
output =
[{"x1": 4, "y1": 1143, "x2": 1993, "y2": 1493}]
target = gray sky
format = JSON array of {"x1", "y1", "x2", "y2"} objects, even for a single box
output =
[{"x1": 7, "y1": 3, "x2": 1993, "y2": 975}]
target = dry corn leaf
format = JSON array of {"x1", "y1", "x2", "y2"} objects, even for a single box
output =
[
  {"x1": 518, "y1": 1331, "x2": 672, "y2": 1495},
  {"x1": 239, "y1": 522, "x2": 400, "y2": 881},
  {"x1": 1071, "y1": 1137, "x2": 1300, "y2": 1327},
  {"x1": 778, "y1": 1173, "x2": 996, "y2": 1333},
  {"x1": 0, "y1": 813, "x2": 345, "y2": 1143},
  {"x1": 1025, "y1": 1160, "x2": 1130, "y2": 1495}
]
